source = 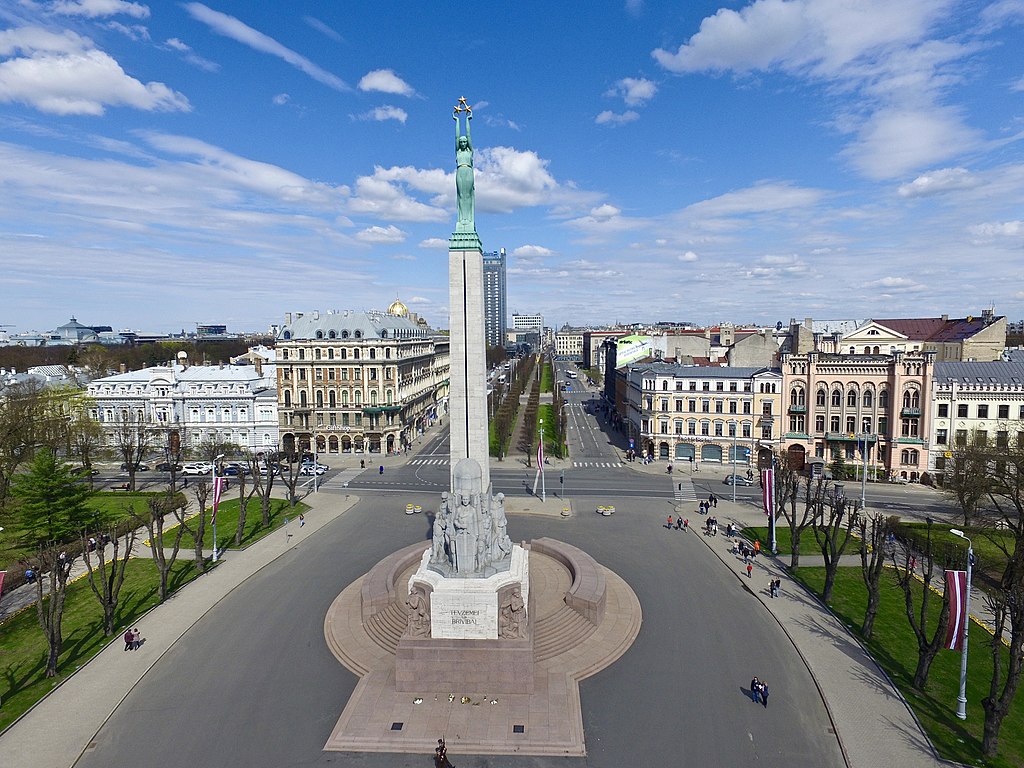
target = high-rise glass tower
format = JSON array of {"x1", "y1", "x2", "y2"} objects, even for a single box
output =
[{"x1": 482, "y1": 248, "x2": 507, "y2": 349}]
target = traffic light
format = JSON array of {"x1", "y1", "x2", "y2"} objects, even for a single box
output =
[{"x1": 560, "y1": 471, "x2": 564, "y2": 485}]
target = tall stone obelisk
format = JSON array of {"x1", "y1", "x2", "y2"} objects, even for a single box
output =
[{"x1": 447, "y1": 96, "x2": 491, "y2": 494}]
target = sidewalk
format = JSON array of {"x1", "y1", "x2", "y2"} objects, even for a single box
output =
[
  {"x1": 683, "y1": 495, "x2": 946, "y2": 768},
  {"x1": 0, "y1": 490, "x2": 359, "y2": 768}
]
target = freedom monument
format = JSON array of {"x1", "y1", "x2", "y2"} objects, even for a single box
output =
[{"x1": 324, "y1": 100, "x2": 640, "y2": 757}]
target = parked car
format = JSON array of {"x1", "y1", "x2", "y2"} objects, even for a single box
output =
[
  {"x1": 181, "y1": 462, "x2": 213, "y2": 476},
  {"x1": 300, "y1": 464, "x2": 327, "y2": 476},
  {"x1": 258, "y1": 463, "x2": 281, "y2": 476},
  {"x1": 120, "y1": 462, "x2": 150, "y2": 472},
  {"x1": 723, "y1": 474, "x2": 754, "y2": 486},
  {"x1": 222, "y1": 465, "x2": 244, "y2": 476},
  {"x1": 155, "y1": 462, "x2": 182, "y2": 472},
  {"x1": 301, "y1": 461, "x2": 329, "y2": 472}
]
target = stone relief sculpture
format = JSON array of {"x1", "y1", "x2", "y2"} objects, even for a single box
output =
[
  {"x1": 499, "y1": 585, "x2": 526, "y2": 639},
  {"x1": 406, "y1": 585, "x2": 430, "y2": 638}
]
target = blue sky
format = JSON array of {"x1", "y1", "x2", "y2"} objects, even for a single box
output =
[{"x1": 1, "y1": 0, "x2": 1022, "y2": 335}]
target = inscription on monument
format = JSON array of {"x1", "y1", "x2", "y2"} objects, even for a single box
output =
[{"x1": 430, "y1": 591, "x2": 497, "y2": 639}]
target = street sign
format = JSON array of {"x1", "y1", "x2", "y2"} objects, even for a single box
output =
[{"x1": 944, "y1": 451, "x2": 953, "y2": 458}]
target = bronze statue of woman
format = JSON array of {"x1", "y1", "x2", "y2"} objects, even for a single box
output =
[{"x1": 454, "y1": 99, "x2": 474, "y2": 232}]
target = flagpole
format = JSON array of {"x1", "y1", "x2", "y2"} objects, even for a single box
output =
[
  {"x1": 212, "y1": 453, "x2": 224, "y2": 562},
  {"x1": 539, "y1": 418, "x2": 546, "y2": 502},
  {"x1": 770, "y1": 459, "x2": 777, "y2": 554},
  {"x1": 950, "y1": 529, "x2": 973, "y2": 720}
]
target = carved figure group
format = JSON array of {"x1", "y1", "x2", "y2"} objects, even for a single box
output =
[
  {"x1": 406, "y1": 585, "x2": 430, "y2": 637},
  {"x1": 499, "y1": 586, "x2": 526, "y2": 639}
]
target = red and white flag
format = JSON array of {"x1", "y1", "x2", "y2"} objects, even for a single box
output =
[
  {"x1": 0, "y1": 570, "x2": 6, "y2": 599},
  {"x1": 537, "y1": 437, "x2": 544, "y2": 470},
  {"x1": 761, "y1": 468, "x2": 775, "y2": 518},
  {"x1": 945, "y1": 570, "x2": 969, "y2": 651},
  {"x1": 212, "y1": 477, "x2": 226, "y2": 524}
]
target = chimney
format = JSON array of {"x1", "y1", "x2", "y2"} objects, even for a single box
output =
[
  {"x1": 941, "y1": 314, "x2": 948, "y2": 322},
  {"x1": 285, "y1": 312, "x2": 292, "y2": 325},
  {"x1": 254, "y1": 356, "x2": 263, "y2": 376},
  {"x1": 313, "y1": 310, "x2": 320, "y2": 321},
  {"x1": 119, "y1": 363, "x2": 126, "y2": 374}
]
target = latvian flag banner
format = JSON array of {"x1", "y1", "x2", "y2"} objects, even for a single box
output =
[
  {"x1": 945, "y1": 570, "x2": 969, "y2": 651},
  {"x1": 537, "y1": 437, "x2": 544, "y2": 471},
  {"x1": 212, "y1": 477, "x2": 226, "y2": 524},
  {"x1": 761, "y1": 468, "x2": 775, "y2": 518}
]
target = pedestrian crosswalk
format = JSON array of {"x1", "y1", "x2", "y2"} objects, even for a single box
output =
[
  {"x1": 572, "y1": 461, "x2": 623, "y2": 468},
  {"x1": 409, "y1": 458, "x2": 449, "y2": 466},
  {"x1": 673, "y1": 477, "x2": 700, "y2": 502}
]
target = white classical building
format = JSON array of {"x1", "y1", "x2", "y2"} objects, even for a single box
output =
[
  {"x1": 87, "y1": 354, "x2": 279, "y2": 455},
  {"x1": 928, "y1": 361, "x2": 1024, "y2": 475}
]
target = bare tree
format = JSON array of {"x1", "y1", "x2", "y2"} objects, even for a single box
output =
[
  {"x1": 890, "y1": 518, "x2": 950, "y2": 690},
  {"x1": 186, "y1": 481, "x2": 211, "y2": 573},
  {"x1": 137, "y1": 493, "x2": 188, "y2": 602},
  {"x1": 774, "y1": 454, "x2": 820, "y2": 568},
  {"x1": 977, "y1": 434, "x2": 1024, "y2": 757},
  {"x1": 810, "y1": 482, "x2": 859, "y2": 604},
  {"x1": 249, "y1": 451, "x2": 278, "y2": 527},
  {"x1": 233, "y1": 462, "x2": 259, "y2": 546},
  {"x1": 33, "y1": 545, "x2": 75, "y2": 677},
  {"x1": 858, "y1": 513, "x2": 897, "y2": 639},
  {"x1": 68, "y1": 405, "x2": 104, "y2": 485},
  {"x1": 278, "y1": 455, "x2": 303, "y2": 507},
  {"x1": 943, "y1": 435, "x2": 992, "y2": 526},
  {"x1": 112, "y1": 409, "x2": 155, "y2": 491},
  {"x1": 80, "y1": 524, "x2": 136, "y2": 636}
]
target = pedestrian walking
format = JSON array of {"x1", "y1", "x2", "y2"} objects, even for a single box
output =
[
  {"x1": 711, "y1": 493, "x2": 718, "y2": 508},
  {"x1": 379, "y1": 465, "x2": 384, "y2": 475},
  {"x1": 746, "y1": 563, "x2": 753, "y2": 579},
  {"x1": 750, "y1": 676, "x2": 761, "y2": 703},
  {"x1": 667, "y1": 515, "x2": 674, "y2": 529},
  {"x1": 753, "y1": 540, "x2": 761, "y2": 558},
  {"x1": 675, "y1": 516, "x2": 684, "y2": 530},
  {"x1": 909, "y1": 556, "x2": 917, "y2": 572},
  {"x1": 299, "y1": 513, "x2": 305, "y2": 527},
  {"x1": 24, "y1": 567, "x2": 36, "y2": 584},
  {"x1": 123, "y1": 628, "x2": 134, "y2": 651},
  {"x1": 132, "y1": 628, "x2": 142, "y2": 650},
  {"x1": 768, "y1": 578, "x2": 775, "y2": 598},
  {"x1": 682, "y1": 518, "x2": 689, "y2": 531},
  {"x1": 761, "y1": 680, "x2": 769, "y2": 708}
]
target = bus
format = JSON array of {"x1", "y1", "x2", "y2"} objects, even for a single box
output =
[{"x1": 566, "y1": 370, "x2": 578, "y2": 379}]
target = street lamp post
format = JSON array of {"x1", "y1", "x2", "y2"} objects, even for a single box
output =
[
  {"x1": 950, "y1": 528, "x2": 973, "y2": 720},
  {"x1": 860, "y1": 435, "x2": 869, "y2": 511},
  {"x1": 212, "y1": 453, "x2": 224, "y2": 562},
  {"x1": 731, "y1": 427, "x2": 737, "y2": 504}
]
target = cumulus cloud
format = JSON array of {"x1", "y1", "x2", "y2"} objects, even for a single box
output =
[
  {"x1": 358, "y1": 69, "x2": 415, "y2": 97},
  {"x1": 272, "y1": 93, "x2": 289, "y2": 105},
  {"x1": 605, "y1": 77, "x2": 657, "y2": 106},
  {"x1": 0, "y1": 27, "x2": 189, "y2": 115},
  {"x1": 51, "y1": 0, "x2": 150, "y2": 18},
  {"x1": 354, "y1": 105, "x2": 408, "y2": 123},
  {"x1": 355, "y1": 225, "x2": 406, "y2": 244},
  {"x1": 968, "y1": 220, "x2": 1023, "y2": 239},
  {"x1": 595, "y1": 109, "x2": 639, "y2": 126},
  {"x1": 864, "y1": 276, "x2": 926, "y2": 292},
  {"x1": 677, "y1": 250, "x2": 698, "y2": 262},
  {"x1": 349, "y1": 167, "x2": 447, "y2": 222},
  {"x1": 512, "y1": 245, "x2": 554, "y2": 259},
  {"x1": 897, "y1": 167, "x2": 979, "y2": 197},
  {"x1": 183, "y1": 3, "x2": 348, "y2": 91},
  {"x1": 418, "y1": 237, "x2": 448, "y2": 249}
]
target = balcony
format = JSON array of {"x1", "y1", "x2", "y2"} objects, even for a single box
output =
[
  {"x1": 900, "y1": 407, "x2": 921, "y2": 417},
  {"x1": 788, "y1": 404, "x2": 807, "y2": 414},
  {"x1": 825, "y1": 432, "x2": 877, "y2": 443}
]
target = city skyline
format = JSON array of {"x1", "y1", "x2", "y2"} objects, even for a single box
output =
[{"x1": 1, "y1": 1, "x2": 1023, "y2": 334}]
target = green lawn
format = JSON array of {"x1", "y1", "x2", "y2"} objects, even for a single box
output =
[
  {"x1": 540, "y1": 361, "x2": 554, "y2": 393},
  {"x1": 742, "y1": 525, "x2": 824, "y2": 556},
  {"x1": 894, "y1": 522, "x2": 1012, "y2": 588},
  {"x1": 792, "y1": 567, "x2": 1023, "y2": 768},
  {"x1": 538, "y1": 404, "x2": 561, "y2": 459},
  {"x1": 0, "y1": 558, "x2": 201, "y2": 731},
  {"x1": 161, "y1": 497, "x2": 308, "y2": 552}
]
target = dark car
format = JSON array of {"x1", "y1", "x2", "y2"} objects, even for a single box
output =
[
  {"x1": 155, "y1": 462, "x2": 182, "y2": 472},
  {"x1": 222, "y1": 465, "x2": 249, "y2": 476},
  {"x1": 723, "y1": 474, "x2": 754, "y2": 486},
  {"x1": 120, "y1": 462, "x2": 150, "y2": 472}
]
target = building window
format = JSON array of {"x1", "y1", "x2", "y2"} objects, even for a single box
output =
[
  {"x1": 762, "y1": 402, "x2": 772, "y2": 415},
  {"x1": 900, "y1": 449, "x2": 919, "y2": 465},
  {"x1": 937, "y1": 403, "x2": 948, "y2": 417},
  {"x1": 847, "y1": 416, "x2": 856, "y2": 432},
  {"x1": 878, "y1": 390, "x2": 889, "y2": 409},
  {"x1": 742, "y1": 422, "x2": 752, "y2": 438},
  {"x1": 861, "y1": 417, "x2": 872, "y2": 433},
  {"x1": 743, "y1": 401, "x2": 752, "y2": 415},
  {"x1": 715, "y1": 400, "x2": 724, "y2": 413},
  {"x1": 702, "y1": 399, "x2": 710, "y2": 413},
  {"x1": 716, "y1": 382, "x2": 724, "y2": 392},
  {"x1": 900, "y1": 418, "x2": 918, "y2": 437},
  {"x1": 675, "y1": 399, "x2": 683, "y2": 412},
  {"x1": 830, "y1": 416, "x2": 840, "y2": 432},
  {"x1": 728, "y1": 421, "x2": 738, "y2": 437},
  {"x1": 903, "y1": 389, "x2": 920, "y2": 408},
  {"x1": 977, "y1": 404, "x2": 989, "y2": 418},
  {"x1": 816, "y1": 389, "x2": 827, "y2": 407},
  {"x1": 957, "y1": 404, "x2": 968, "y2": 417},
  {"x1": 675, "y1": 421, "x2": 684, "y2": 435},
  {"x1": 660, "y1": 421, "x2": 668, "y2": 434},
  {"x1": 715, "y1": 422, "x2": 724, "y2": 437},
  {"x1": 936, "y1": 428, "x2": 947, "y2": 444},
  {"x1": 954, "y1": 429, "x2": 967, "y2": 446},
  {"x1": 831, "y1": 389, "x2": 842, "y2": 407},
  {"x1": 688, "y1": 420, "x2": 696, "y2": 435},
  {"x1": 996, "y1": 430, "x2": 1009, "y2": 448},
  {"x1": 935, "y1": 456, "x2": 946, "y2": 470},
  {"x1": 815, "y1": 415, "x2": 825, "y2": 432},
  {"x1": 790, "y1": 387, "x2": 805, "y2": 406},
  {"x1": 761, "y1": 425, "x2": 773, "y2": 439},
  {"x1": 702, "y1": 382, "x2": 710, "y2": 391},
  {"x1": 974, "y1": 430, "x2": 987, "y2": 446},
  {"x1": 789, "y1": 415, "x2": 804, "y2": 433},
  {"x1": 847, "y1": 389, "x2": 857, "y2": 408},
  {"x1": 701, "y1": 421, "x2": 710, "y2": 436},
  {"x1": 998, "y1": 404, "x2": 1009, "y2": 419},
  {"x1": 689, "y1": 399, "x2": 696, "y2": 412},
  {"x1": 729, "y1": 401, "x2": 737, "y2": 414}
]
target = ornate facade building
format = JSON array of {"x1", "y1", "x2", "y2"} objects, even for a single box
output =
[
  {"x1": 275, "y1": 301, "x2": 450, "y2": 457},
  {"x1": 624, "y1": 362, "x2": 783, "y2": 466},
  {"x1": 780, "y1": 350, "x2": 935, "y2": 480}
]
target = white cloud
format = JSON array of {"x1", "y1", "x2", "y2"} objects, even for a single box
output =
[
  {"x1": 105, "y1": 22, "x2": 149, "y2": 40},
  {"x1": 162, "y1": 37, "x2": 217, "y2": 72},
  {"x1": 272, "y1": 93, "x2": 289, "y2": 105},
  {"x1": 358, "y1": 69, "x2": 415, "y2": 97},
  {"x1": 0, "y1": 27, "x2": 190, "y2": 115},
  {"x1": 843, "y1": 106, "x2": 983, "y2": 179},
  {"x1": 51, "y1": 0, "x2": 150, "y2": 19},
  {"x1": 355, "y1": 225, "x2": 406, "y2": 244},
  {"x1": 418, "y1": 237, "x2": 448, "y2": 249},
  {"x1": 355, "y1": 105, "x2": 408, "y2": 123},
  {"x1": 1012, "y1": 76, "x2": 1024, "y2": 92},
  {"x1": 864, "y1": 276, "x2": 926, "y2": 292},
  {"x1": 183, "y1": 3, "x2": 348, "y2": 91},
  {"x1": 303, "y1": 16, "x2": 343, "y2": 42},
  {"x1": 590, "y1": 203, "x2": 621, "y2": 219},
  {"x1": 686, "y1": 181, "x2": 824, "y2": 217},
  {"x1": 677, "y1": 250, "x2": 698, "y2": 262},
  {"x1": 897, "y1": 167, "x2": 979, "y2": 197},
  {"x1": 165, "y1": 38, "x2": 189, "y2": 52},
  {"x1": 605, "y1": 77, "x2": 657, "y2": 106},
  {"x1": 349, "y1": 167, "x2": 447, "y2": 222},
  {"x1": 980, "y1": 0, "x2": 1024, "y2": 30},
  {"x1": 968, "y1": 220, "x2": 1023, "y2": 239},
  {"x1": 512, "y1": 245, "x2": 554, "y2": 259},
  {"x1": 595, "y1": 109, "x2": 639, "y2": 126}
]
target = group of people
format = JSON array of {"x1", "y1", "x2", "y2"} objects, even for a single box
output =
[
  {"x1": 749, "y1": 676, "x2": 770, "y2": 707},
  {"x1": 698, "y1": 494, "x2": 718, "y2": 514},
  {"x1": 665, "y1": 515, "x2": 689, "y2": 531},
  {"x1": 123, "y1": 627, "x2": 144, "y2": 652},
  {"x1": 703, "y1": 516, "x2": 720, "y2": 536},
  {"x1": 768, "y1": 578, "x2": 781, "y2": 598},
  {"x1": 434, "y1": 737, "x2": 454, "y2": 768}
]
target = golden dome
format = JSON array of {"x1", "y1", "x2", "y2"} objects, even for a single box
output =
[{"x1": 387, "y1": 298, "x2": 409, "y2": 317}]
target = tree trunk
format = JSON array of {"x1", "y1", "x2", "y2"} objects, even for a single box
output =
[
  {"x1": 790, "y1": 529, "x2": 801, "y2": 569},
  {"x1": 862, "y1": 589, "x2": 881, "y2": 639},
  {"x1": 822, "y1": 566, "x2": 837, "y2": 605},
  {"x1": 911, "y1": 646, "x2": 941, "y2": 689}
]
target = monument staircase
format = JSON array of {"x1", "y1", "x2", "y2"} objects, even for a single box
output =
[
  {"x1": 365, "y1": 601, "x2": 408, "y2": 654},
  {"x1": 533, "y1": 605, "x2": 597, "y2": 662}
]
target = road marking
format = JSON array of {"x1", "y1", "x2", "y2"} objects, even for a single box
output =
[
  {"x1": 571, "y1": 461, "x2": 623, "y2": 468},
  {"x1": 673, "y1": 477, "x2": 700, "y2": 502}
]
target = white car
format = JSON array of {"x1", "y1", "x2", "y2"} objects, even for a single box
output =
[
  {"x1": 302, "y1": 461, "x2": 329, "y2": 471},
  {"x1": 181, "y1": 462, "x2": 213, "y2": 476},
  {"x1": 300, "y1": 464, "x2": 327, "y2": 476}
]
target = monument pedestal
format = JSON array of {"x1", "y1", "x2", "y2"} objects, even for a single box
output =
[{"x1": 396, "y1": 545, "x2": 533, "y2": 693}]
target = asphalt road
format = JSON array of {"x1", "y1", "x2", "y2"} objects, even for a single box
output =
[{"x1": 75, "y1": 491, "x2": 843, "y2": 768}]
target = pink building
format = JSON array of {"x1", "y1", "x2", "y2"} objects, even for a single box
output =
[{"x1": 780, "y1": 350, "x2": 935, "y2": 481}]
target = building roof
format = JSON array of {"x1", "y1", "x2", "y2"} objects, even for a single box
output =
[
  {"x1": 810, "y1": 319, "x2": 862, "y2": 335},
  {"x1": 871, "y1": 318, "x2": 949, "y2": 340},
  {"x1": 629, "y1": 361, "x2": 775, "y2": 379},
  {"x1": 933, "y1": 361, "x2": 1024, "y2": 386},
  {"x1": 280, "y1": 309, "x2": 427, "y2": 341},
  {"x1": 92, "y1": 364, "x2": 270, "y2": 385}
]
